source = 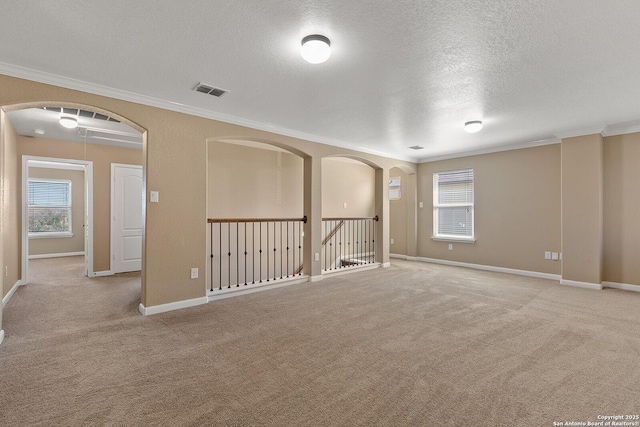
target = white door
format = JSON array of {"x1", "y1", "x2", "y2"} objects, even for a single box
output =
[{"x1": 111, "y1": 164, "x2": 143, "y2": 273}]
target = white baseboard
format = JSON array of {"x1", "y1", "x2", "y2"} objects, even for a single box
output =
[
  {"x1": 416, "y1": 257, "x2": 562, "y2": 281},
  {"x1": 139, "y1": 296, "x2": 208, "y2": 316},
  {"x1": 560, "y1": 279, "x2": 603, "y2": 290},
  {"x1": 602, "y1": 281, "x2": 640, "y2": 293},
  {"x1": 323, "y1": 263, "x2": 380, "y2": 278},
  {"x1": 390, "y1": 254, "x2": 418, "y2": 261},
  {"x1": 29, "y1": 251, "x2": 84, "y2": 260},
  {"x1": 208, "y1": 276, "x2": 308, "y2": 302},
  {"x1": 0, "y1": 330, "x2": 4, "y2": 346},
  {"x1": 92, "y1": 270, "x2": 113, "y2": 277},
  {"x1": 2, "y1": 280, "x2": 23, "y2": 307}
]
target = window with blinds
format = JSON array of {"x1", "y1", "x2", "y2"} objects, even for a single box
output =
[
  {"x1": 28, "y1": 179, "x2": 72, "y2": 236},
  {"x1": 433, "y1": 169, "x2": 474, "y2": 240}
]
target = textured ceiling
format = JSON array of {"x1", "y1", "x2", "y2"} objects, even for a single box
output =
[{"x1": 1, "y1": 1, "x2": 640, "y2": 162}]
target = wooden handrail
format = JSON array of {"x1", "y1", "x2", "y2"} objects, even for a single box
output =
[
  {"x1": 322, "y1": 220, "x2": 344, "y2": 246},
  {"x1": 295, "y1": 217, "x2": 378, "y2": 274},
  {"x1": 322, "y1": 215, "x2": 378, "y2": 222},
  {"x1": 209, "y1": 215, "x2": 376, "y2": 276},
  {"x1": 209, "y1": 216, "x2": 378, "y2": 223},
  {"x1": 208, "y1": 216, "x2": 307, "y2": 224},
  {"x1": 294, "y1": 220, "x2": 345, "y2": 276}
]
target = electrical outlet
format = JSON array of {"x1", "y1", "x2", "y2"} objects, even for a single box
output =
[
  {"x1": 314, "y1": 253, "x2": 320, "y2": 261},
  {"x1": 390, "y1": 238, "x2": 395, "y2": 244},
  {"x1": 448, "y1": 244, "x2": 453, "y2": 251},
  {"x1": 190, "y1": 268, "x2": 198, "y2": 279},
  {"x1": 545, "y1": 251, "x2": 551, "y2": 260},
  {"x1": 419, "y1": 202, "x2": 424, "y2": 208},
  {"x1": 551, "y1": 252, "x2": 559, "y2": 261}
]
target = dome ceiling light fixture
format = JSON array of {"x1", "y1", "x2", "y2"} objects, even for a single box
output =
[
  {"x1": 59, "y1": 116, "x2": 78, "y2": 129},
  {"x1": 464, "y1": 120, "x2": 483, "y2": 133},
  {"x1": 301, "y1": 34, "x2": 331, "y2": 64}
]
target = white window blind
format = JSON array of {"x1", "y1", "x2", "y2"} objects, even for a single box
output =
[
  {"x1": 28, "y1": 179, "x2": 72, "y2": 235},
  {"x1": 433, "y1": 169, "x2": 474, "y2": 240}
]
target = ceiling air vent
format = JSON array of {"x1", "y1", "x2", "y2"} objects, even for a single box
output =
[
  {"x1": 408, "y1": 145, "x2": 425, "y2": 150},
  {"x1": 194, "y1": 83, "x2": 228, "y2": 98}
]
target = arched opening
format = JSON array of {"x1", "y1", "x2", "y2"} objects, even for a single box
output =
[
  {"x1": 1, "y1": 102, "x2": 147, "y2": 335},
  {"x1": 205, "y1": 138, "x2": 307, "y2": 296},
  {"x1": 321, "y1": 155, "x2": 381, "y2": 272}
]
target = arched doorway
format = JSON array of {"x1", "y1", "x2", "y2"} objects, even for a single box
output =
[{"x1": 1, "y1": 102, "x2": 147, "y2": 332}]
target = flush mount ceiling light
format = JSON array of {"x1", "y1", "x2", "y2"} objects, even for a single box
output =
[
  {"x1": 464, "y1": 120, "x2": 483, "y2": 133},
  {"x1": 301, "y1": 34, "x2": 331, "y2": 64},
  {"x1": 59, "y1": 116, "x2": 78, "y2": 129}
]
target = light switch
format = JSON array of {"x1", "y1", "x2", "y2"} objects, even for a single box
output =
[
  {"x1": 150, "y1": 191, "x2": 159, "y2": 203},
  {"x1": 419, "y1": 202, "x2": 424, "y2": 208},
  {"x1": 551, "y1": 252, "x2": 559, "y2": 261}
]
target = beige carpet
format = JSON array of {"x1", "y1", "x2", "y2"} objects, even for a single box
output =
[{"x1": 1, "y1": 257, "x2": 639, "y2": 426}]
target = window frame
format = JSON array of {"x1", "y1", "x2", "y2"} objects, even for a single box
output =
[
  {"x1": 432, "y1": 168, "x2": 476, "y2": 243},
  {"x1": 27, "y1": 178, "x2": 73, "y2": 239}
]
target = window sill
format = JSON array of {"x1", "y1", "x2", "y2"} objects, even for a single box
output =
[
  {"x1": 431, "y1": 236, "x2": 476, "y2": 244},
  {"x1": 29, "y1": 233, "x2": 74, "y2": 239}
]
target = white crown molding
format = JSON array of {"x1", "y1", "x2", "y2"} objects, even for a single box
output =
[
  {"x1": 5, "y1": 62, "x2": 639, "y2": 165},
  {"x1": 553, "y1": 121, "x2": 640, "y2": 140},
  {"x1": 554, "y1": 127, "x2": 606, "y2": 140},
  {"x1": 0, "y1": 62, "x2": 417, "y2": 163},
  {"x1": 602, "y1": 120, "x2": 640, "y2": 137},
  {"x1": 419, "y1": 137, "x2": 560, "y2": 163}
]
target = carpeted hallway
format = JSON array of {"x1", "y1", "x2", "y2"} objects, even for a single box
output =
[{"x1": 1, "y1": 258, "x2": 639, "y2": 426}]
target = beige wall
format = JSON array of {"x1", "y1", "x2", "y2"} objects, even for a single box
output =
[
  {"x1": 418, "y1": 144, "x2": 562, "y2": 275},
  {"x1": 18, "y1": 137, "x2": 142, "y2": 272},
  {"x1": 2, "y1": 114, "x2": 20, "y2": 299},
  {"x1": 1, "y1": 74, "x2": 414, "y2": 308},
  {"x1": 28, "y1": 167, "x2": 85, "y2": 257},
  {"x1": 389, "y1": 167, "x2": 408, "y2": 255},
  {"x1": 561, "y1": 134, "x2": 603, "y2": 284},
  {"x1": 322, "y1": 158, "x2": 375, "y2": 218},
  {"x1": 207, "y1": 145, "x2": 377, "y2": 220},
  {"x1": 603, "y1": 133, "x2": 640, "y2": 285},
  {"x1": 207, "y1": 142, "x2": 303, "y2": 218},
  {"x1": 1, "y1": 72, "x2": 640, "y2": 319}
]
